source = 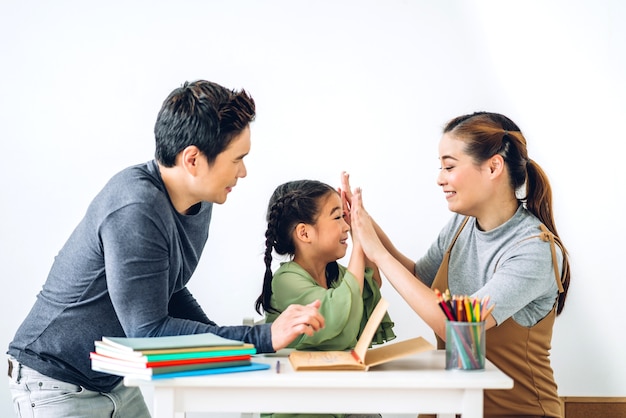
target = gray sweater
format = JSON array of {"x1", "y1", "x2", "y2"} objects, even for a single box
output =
[
  {"x1": 8, "y1": 160, "x2": 272, "y2": 392},
  {"x1": 415, "y1": 206, "x2": 562, "y2": 327}
]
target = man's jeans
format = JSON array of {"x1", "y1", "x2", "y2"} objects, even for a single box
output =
[{"x1": 8, "y1": 356, "x2": 151, "y2": 418}]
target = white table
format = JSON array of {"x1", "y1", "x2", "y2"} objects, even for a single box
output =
[{"x1": 125, "y1": 349, "x2": 513, "y2": 418}]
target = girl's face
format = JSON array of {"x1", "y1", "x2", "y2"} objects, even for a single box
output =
[
  {"x1": 437, "y1": 133, "x2": 493, "y2": 217},
  {"x1": 310, "y1": 192, "x2": 351, "y2": 262}
]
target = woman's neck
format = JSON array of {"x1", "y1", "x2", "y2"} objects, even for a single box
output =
[{"x1": 475, "y1": 198, "x2": 520, "y2": 231}]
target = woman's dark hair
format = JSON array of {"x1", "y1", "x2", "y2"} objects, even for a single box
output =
[
  {"x1": 255, "y1": 180, "x2": 339, "y2": 315},
  {"x1": 444, "y1": 112, "x2": 570, "y2": 314},
  {"x1": 154, "y1": 80, "x2": 255, "y2": 167}
]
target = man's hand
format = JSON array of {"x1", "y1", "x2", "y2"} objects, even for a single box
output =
[{"x1": 270, "y1": 300, "x2": 324, "y2": 351}]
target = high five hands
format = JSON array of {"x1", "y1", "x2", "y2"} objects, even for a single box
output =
[
  {"x1": 339, "y1": 171, "x2": 353, "y2": 225},
  {"x1": 339, "y1": 171, "x2": 386, "y2": 264}
]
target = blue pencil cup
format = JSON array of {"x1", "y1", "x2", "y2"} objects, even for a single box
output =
[{"x1": 445, "y1": 321, "x2": 485, "y2": 371}]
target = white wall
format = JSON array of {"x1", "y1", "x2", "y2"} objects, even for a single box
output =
[{"x1": 1, "y1": 0, "x2": 624, "y2": 416}]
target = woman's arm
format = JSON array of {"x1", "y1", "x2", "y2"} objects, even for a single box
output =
[
  {"x1": 349, "y1": 188, "x2": 498, "y2": 340},
  {"x1": 340, "y1": 171, "x2": 416, "y2": 274},
  {"x1": 369, "y1": 216, "x2": 417, "y2": 274},
  {"x1": 366, "y1": 257, "x2": 383, "y2": 288}
]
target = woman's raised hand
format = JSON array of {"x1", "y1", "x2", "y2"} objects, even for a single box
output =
[{"x1": 350, "y1": 187, "x2": 386, "y2": 263}]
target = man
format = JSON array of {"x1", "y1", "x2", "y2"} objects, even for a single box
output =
[{"x1": 7, "y1": 80, "x2": 324, "y2": 417}]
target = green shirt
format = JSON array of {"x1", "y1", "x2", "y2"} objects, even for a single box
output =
[{"x1": 265, "y1": 261, "x2": 395, "y2": 351}]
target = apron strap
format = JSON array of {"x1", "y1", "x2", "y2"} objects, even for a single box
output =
[
  {"x1": 537, "y1": 224, "x2": 566, "y2": 294},
  {"x1": 447, "y1": 217, "x2": 470, "y2": 254}
]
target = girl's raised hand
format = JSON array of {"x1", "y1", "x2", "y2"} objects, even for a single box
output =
[
  {"x1": 338, "y1": 171, "x2": 353, "y2": 225},
  {"x1": 340, "y1": 171, "x2": 353, "y2": 201}
]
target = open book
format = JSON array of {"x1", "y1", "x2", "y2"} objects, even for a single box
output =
[{"x1": 289, "y1": 298, "x2": 435, "y2": 371}]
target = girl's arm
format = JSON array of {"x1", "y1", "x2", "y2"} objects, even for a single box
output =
[
  {"x1": 346, "y1": 232, "x2": 382, "y2": 290},
  {"x1": 347, "y1": 238, "x2": 366, "y2": 294},
  {"x1": 341, "y1": 174, "x2": 366, "y2": 293}
]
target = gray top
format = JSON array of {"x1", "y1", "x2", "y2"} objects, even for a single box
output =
[
  {"x1": 8, "y1": 160, "x2": 272, "y2": 392},
  {"x1": 415, "y1": 206, "x2": 561, "y2": 327}
]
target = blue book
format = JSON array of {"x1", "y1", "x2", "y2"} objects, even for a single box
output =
[{"x1": 149, "y1": 362, "x2": 271, "y2": 379}]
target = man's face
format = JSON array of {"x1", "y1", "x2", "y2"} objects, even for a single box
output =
[{"x1": 195, "y1": 126, "x2": 251, "y2": 204}]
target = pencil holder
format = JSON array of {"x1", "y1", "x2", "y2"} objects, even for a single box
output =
[{"x1": 445, "y1": 321, "x2": 485, "y2": 371}]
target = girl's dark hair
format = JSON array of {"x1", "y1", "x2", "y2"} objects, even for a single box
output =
[
  {"x1": 255, "y1": 180, "x2": 339, "y2": 315},
  {"x1": 444, "y1": 112, "x2": 570, "y2": 314},
  {"x1": 154, "y1": 80, "x2": 255, "y2": 167}
]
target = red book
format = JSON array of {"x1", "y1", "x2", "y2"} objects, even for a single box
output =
[{"x1": 90, "y1": 352, "x2": 251, "y2": 368}]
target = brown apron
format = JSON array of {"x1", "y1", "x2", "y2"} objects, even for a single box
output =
[{"x1": 420, "y1": 218, "x2": 564, "y2": 418}]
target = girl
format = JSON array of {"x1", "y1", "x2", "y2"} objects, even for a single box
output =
[
  {"x1": 255, "y1": 179, "x2": 394, "y2": 350},
  {"x1": 255, "y1": 179, "x2": 394, "y2": 418},
  {"x1": 348, "y1": 112, "x2": 571, "y2": 418}
]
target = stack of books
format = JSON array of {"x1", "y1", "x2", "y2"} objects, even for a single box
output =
[{"x1": 91, "y1": 333, "x2": 270, "y2": 379}]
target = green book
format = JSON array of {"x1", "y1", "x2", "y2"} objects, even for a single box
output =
[{"x1": 95, "y1": 342, "x2": 257, "y2": 362}]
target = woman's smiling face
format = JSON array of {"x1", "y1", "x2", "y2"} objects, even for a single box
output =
[{"x1": 437, "y1": 133, "x2": 492, "y2": 217}]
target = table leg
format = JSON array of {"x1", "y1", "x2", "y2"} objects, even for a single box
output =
[
  {"x1": 153, "y1": 386, "x2": 176, "y2": 418},
  {"x1": 460, "y1": 388, "x2": 484, "y2": 418}
]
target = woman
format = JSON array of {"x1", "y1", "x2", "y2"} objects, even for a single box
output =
[{"x1": 347, "y1": 112, "x2": 570, "y2": 418}]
